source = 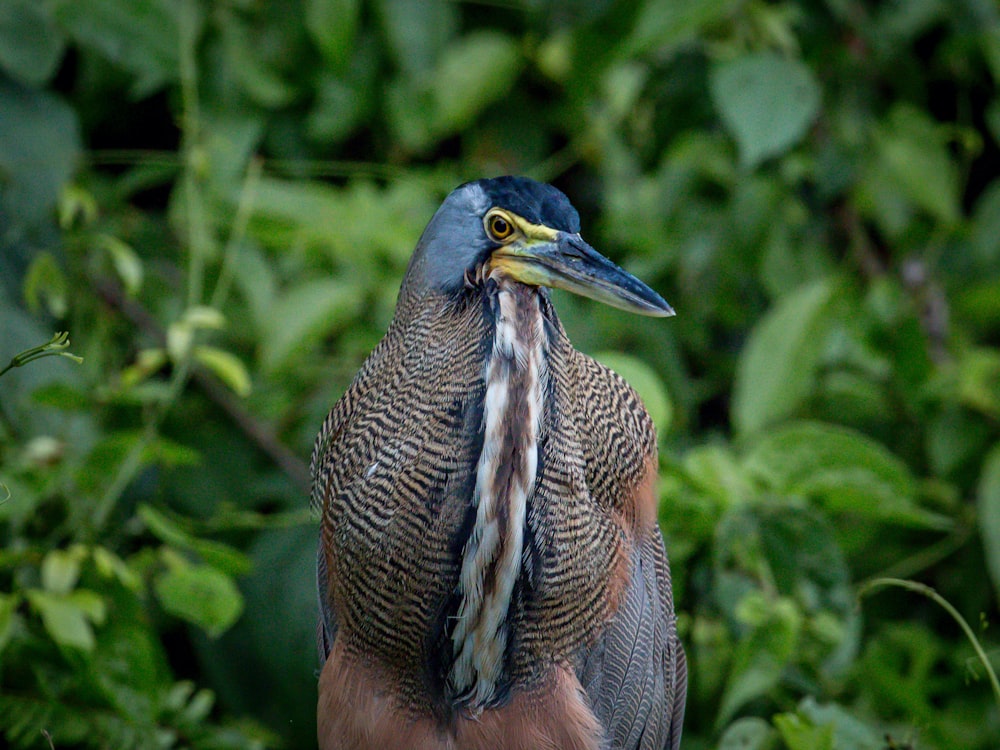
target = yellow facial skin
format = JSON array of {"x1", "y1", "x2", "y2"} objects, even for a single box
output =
[{"x1": 485, "y1": 209, "x2": 674, "y2": 318}]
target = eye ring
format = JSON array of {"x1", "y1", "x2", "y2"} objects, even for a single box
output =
[{"x1": 486, "y1": 212, "x2": 514, "y2": 241}]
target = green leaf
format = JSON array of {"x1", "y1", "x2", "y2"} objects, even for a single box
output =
[
  {"x1": 718, "y1": 597, "x2": 802, "y2": 725},
  {"x1": 96, "y1": 234, "x2": 144, "y2": 296},
  {"x1": 154, "y1": 555, "x2": 244, "y2": 638},
  {"x1": 27, "y1": 589, "x2": 105, "y2": 651},
  {"x1": 219, "y1": 15, "x2": 296, "y2": 108},
  {"x1": 592, "y1": 351, "x2": 672, "y2": 438},
  {"x1": 92, "y1": 547, "x2": 142, "y2": 591},
  {"x1": 68, "y1": 589, "x2": 107, "y2": 625},
  {"x1": 0, "y1": 0, "x2": 65, "y2": 86},
  {"x1": 52, "y1": 0, "x2": 182, "y2": 97},
  {"x1": 0, "y1": 592, "x2": 18, "y2": 654},
  {"x1": 260, "y1": 278, "x2": 364, "y2": 373},
  {"x1": 731, "y1": 278, "x2": 837, "y2": 436},
  {"x1": 796, "y1": 698, "x2": 883, "y2": 749},
  {"x1": 681, "y1": 444, "x2": 755, "y2": 506},
  {"x1": 139, "y1": 504, "x2": 252, "y2": 576},
  {"x1": 41, "y1": 546, "x2": 87, "y2": 595},
  {"x1": 194, "y1": 346, "x2": 252, "y2": 397},
  {"x1": 375, "y1": 0, "x2": 457, "y2": 75},
  {"x1": 711, "y1": 53, "x2": 821, "y2": 168},
  {"x1": 717, "y1": 717, "x2": 779, "y2": 750},
  {"x1": 388, "y1": 31, "x2": 522, "y2": 151},
  {"x1": 773, "y1": 712, "x2": 835, "y2": 750},
  {"x1": 0, "y1": 81, "x2": 80, "y2": 227},
  {"x1": 23, "y1": 251, "x2": 68, "y2": 318},
  {"x1": 869, "y1": 104, "x2": 960, "y2": 225},
  {"x1": 957, "y1": 348, "x2": 1000, "y2": 419},
  {"x1": 626, "y1": 0, "x2": 739, "y2": 57},
  {"x1": 744, "y1": 421, "x2": 949, "y2": 528},
  {"x1": 969, "y1": 180, "x2": 1000, "y2": 269},
  {"x1": 431, "y1": 32, "x2": 521, "y2": 134},
  {"x1": 977, "y1": 443, "x2": 1000, "y2": 599},
  {"x1": 306, "y1": 0, "x2": 358, "y2": 69}
]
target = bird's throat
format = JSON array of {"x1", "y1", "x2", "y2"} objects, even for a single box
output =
[{"x1": 448, "y1": 278, "x2": 547, "y2": 709}]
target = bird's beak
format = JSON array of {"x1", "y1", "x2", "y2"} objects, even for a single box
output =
[{"x1": 491, "y1": 231, "x2": 674, "y2": 317}]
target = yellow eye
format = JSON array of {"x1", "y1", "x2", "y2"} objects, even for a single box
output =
[{"x1": 486, "y1": 213, "x2": 514, "y2": 241}]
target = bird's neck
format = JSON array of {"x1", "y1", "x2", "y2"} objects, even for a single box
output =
[{"x1": 448, "y1": 277, "x2": 548, "y2": 710}]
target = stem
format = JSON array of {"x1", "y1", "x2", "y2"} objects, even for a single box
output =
[
  {"x1": 88, "y1": 354, "x2": 196, "y2": 536},
  {"x1": 857, "y1": 577, "x2": 1000, "y2": 711},
  {"x1": 872, "y1": 525, "x2": 971, "y2": 582},
  {"x1": 210, "y1": 157, "x2": 263, "y2": 311},
  {"x1": 89, "y1": 1, "x2": 209, "y2": 535},
  {"x1": 178, "y1": 0, "x2": 207, "y2": 309},
  {"x1": 0, "y1": 332, "x2": 82, "y2": 379}
]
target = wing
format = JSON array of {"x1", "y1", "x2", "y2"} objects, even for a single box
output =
[
  {"x1": 566, "y1": 349, "x2": 686, "y2": 749},
  {"x1": 311, "y1": 323, "x2": 397, "y2": 663},
  {"x1": 579, "y1": 528, "x2": 686, "y2": 750},
  {"x1": 311, "y1": 293, "x2": 489, "y2": 667}
]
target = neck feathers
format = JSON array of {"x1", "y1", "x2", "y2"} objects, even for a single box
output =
[{"x1": 448, "y1": 278, "x2": 547, "y2": 709}]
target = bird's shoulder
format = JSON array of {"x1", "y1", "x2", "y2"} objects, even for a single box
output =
[{"x1": 556, "y1": 346, "x2": 659, "y2": 527}]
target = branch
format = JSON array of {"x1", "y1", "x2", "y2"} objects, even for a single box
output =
[{"x1": 93, "y1": 277, "x2": 311, "y2": 494}]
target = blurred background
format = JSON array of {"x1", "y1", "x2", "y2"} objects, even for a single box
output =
[{"x1": 1, "y1": 0, "x2": 999, "y2": 748}]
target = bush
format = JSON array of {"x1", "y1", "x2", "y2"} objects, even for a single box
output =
[{"x1": 1, "y1": 1, "x2": 998, "y2": 748}]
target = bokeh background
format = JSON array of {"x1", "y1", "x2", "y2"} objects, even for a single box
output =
[{"x1": 2, "y1": 0, "x2": 1000, "y2": 748}]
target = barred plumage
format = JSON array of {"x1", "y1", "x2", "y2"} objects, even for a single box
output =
[{"x1": 314, "y1": 177, "x2": 685, "y2": 750}]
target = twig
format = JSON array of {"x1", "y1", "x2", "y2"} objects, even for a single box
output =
[
  {"x1": 93, "y1": 277, "x2": 310, "y2": 493},
  {"x1": 858, "y1": 577, "x2": 1000, "y2": 711}
]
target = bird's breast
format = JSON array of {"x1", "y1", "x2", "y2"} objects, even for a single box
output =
[
  {"x1": 320, "y1": 283, "x2": 626, "y2": 718},
  {"x1": 448, "y1": 279, "x2": 547, "y2": 709}
]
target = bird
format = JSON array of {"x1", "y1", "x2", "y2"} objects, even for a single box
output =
[{"x1": 311, "y1": 176, "x2": 686, "y2": 750}]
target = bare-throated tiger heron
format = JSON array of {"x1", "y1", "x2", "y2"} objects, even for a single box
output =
[{"x1": 312, "y1": 176, "x2": 686, "y2": 749}]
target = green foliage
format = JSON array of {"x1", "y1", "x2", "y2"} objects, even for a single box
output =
[{"x1": 1, "y1": 0, "x2": 999, "y2": 748}]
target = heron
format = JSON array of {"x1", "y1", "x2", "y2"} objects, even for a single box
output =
[{"x1": 312, "y1": 176, "x2": 686, "y2": 749}]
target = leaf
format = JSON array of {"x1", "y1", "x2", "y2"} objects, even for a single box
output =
[
  {"x1": 731, "y1": 278, "x2": 837, "y2": 436},
  {"x1": 96, "y1": 234, "x2": 144, "y2": 296},
  {"x1": 375, "y1": 0, "x2": 457, "y2": 75},
  {"x1": 977, "y1": 443, "x2": 1000, "y2": 600},
  {"x1": 194, "y1": 346, "x2": 252, "y2": 397},
  {"x1": 139, "y1": 504, "x2": 252, "y2": 576},
  {"x1": 22, "y1": 251, "x2": 68, "y2": 318},
  {"x1": 219, "y1": 14, "x2": 295, "y2": 108},
  {"x1": 27, "y1": 589, "x2": 106, "y2": 651},
  {"x1": 0, "y1": 0, "x2": 65, "y2": 86},
  {"x1": 388, "y1": 31, "x2": 522, "y2": 150},
  {"x1": 592, "y1": 351, "x2": 673, "y2": 437},
  {"x1": 306, "y1": 0, "x2": 358, "y2": 70},
  {"x1": 871, "y1": 104, "x2": 960, "y2": 225},
  {"x1": 796, "y1": 697, "x2": 883, "y2": 749},
  {"x1": 0, "y1": 592, "x2": 18, "y2": 654},
  {"x1": 260, "y1": 278, "x2": 364, "y2": 373},
  {"x1": 681, "y1": 444, "x2": 755, "y2": 506},
  {"x1": 717, "y1": 717, "x2": 779, "y2": 750},
  {"x1": 773, "y1": 712, "x2": 835, "y2": 750},
  {"x1": 41, "y1": 547, "x2": 87, "y2": 595},
  {"x1": 718, "y1": 597, "x2": 802, "y2": 725},
  {"x1": 52, "y1": 0, "x2": 182, "y2": 97},
  {"x1": 154, "y1": 555, "x2": 244, "y2": 638},
  {"x1": 626, "y1": 0, "x2": 739, "y2": 57},
  {"x1": 969, "y1": 179, "x2": 1000, "y2": 269},
  {"x1": 92, "y1": 547, "x2": 142, "y2": 591},
  {"x1": 711, "y1": 53, "x2": 821, "y2": 168},
  {"x1": 957, "y1": 348, "x2": 1000, "y2": 419},
  {"x1": 744, "y1": 421, "x2": 950, "y2": 528},
  {"x1": 0, "y1": 81, "x2": 80, "y2": 228},
  {"x1": 430, "y1": 31, "x2": 521, "y2": 134}
]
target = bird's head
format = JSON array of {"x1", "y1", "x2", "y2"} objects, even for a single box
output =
[{"x1": 404, "y1": 176, "x2": 673, "y2": 317}]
